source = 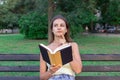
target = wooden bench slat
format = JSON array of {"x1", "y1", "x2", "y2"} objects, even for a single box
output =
[
  {"x1": 0, "y1": 54, "x2": 39, "y2": 61},
  {"x1": 83, "y1": 65, "x2": 120, "y2": 72},
  {"x1": 0, "y1": 76, "x2": 120, "y2": 80},
  {"x1": 0, "y1": 65, "x2": 120, "y2": 72},
  {"x1": 75, "y1": 76, "x2": 120, "y2": 80},
  {"x1": 81, "y1": 54, "x2": 120, "y2": 61},
  {"x1": 0, "y1": 66, "x2": 39, "y2": 72},
  {"x1": 0, "y1": 54, "x2": 120, "y2": 61},
  {"x1": 0, "y1": 76, "x2": 39, "y2": 80}
]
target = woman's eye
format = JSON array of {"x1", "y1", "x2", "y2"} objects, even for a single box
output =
[
  {"x1": 60, "y1": 24, "x2": 65, "y2": 27},
  {"x1": 54, "y1": 24, "x2": 57, "y2": 27}
]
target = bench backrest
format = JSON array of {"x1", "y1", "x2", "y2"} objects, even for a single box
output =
[{"x1": 0, "y1": 54, "x2": 120, "y2": 80}]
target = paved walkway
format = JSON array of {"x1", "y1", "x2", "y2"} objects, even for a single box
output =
[
  {"x1": 90, "y1": 33, "x2": 120, "y2": 37},
  {"x1": 0, "y1": 33, "x2": 120, "y2": 38},
  {"x1": 82, "y1": 32, "x2": 120, "y2": 37},
  {"x1": 0, "y1": 34, "x2": 20, "y2": 36}
]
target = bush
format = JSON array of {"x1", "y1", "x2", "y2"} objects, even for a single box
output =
[
  {"x1": 70, "y1": 25, "x2": 83, "y2": 38},
  {"x1": 18, "y1": 12, "x2": 48, "y2": 39},
  {"x1": 66, "y1": 14, "x2": 84, "y2": 38}
]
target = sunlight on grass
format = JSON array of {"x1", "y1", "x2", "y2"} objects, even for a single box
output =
[
  {"x1": 0, "y1": 34, "x2": 47, "y2": 54},
  {"x1": 75, "y1": 34, "x2": 120, "y2": 54}
]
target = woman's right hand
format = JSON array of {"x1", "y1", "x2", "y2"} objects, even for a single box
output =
[{"x1": 58, "y1": 35, "x2": 66, "y2": 45}]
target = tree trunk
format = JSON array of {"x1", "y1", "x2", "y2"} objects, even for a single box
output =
[
  {"x1": 90, "y1": 21, "x2": 93, "y2": 31},
  {"x1": 48, "y1": 0, "x2": 54, "y2": 42}
]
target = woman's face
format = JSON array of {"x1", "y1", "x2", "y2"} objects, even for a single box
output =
[{"x1": 52, "y1": 18, "x2": 67, "y2": 37}]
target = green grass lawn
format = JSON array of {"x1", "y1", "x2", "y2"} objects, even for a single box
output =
[
  {"x1": 0, "y1": 34, "x2": 47, "y2": 54},
  {"x1": 75, "y1": 34, "x2": 120, "y2": 54},
  {"x1": 0, "y1": 33, "x2": 120, "y2": 76},
  {"x1": 0, "y1": 33, "x2": 120, "y2": 54}
]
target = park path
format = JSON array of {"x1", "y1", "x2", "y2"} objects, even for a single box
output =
[
  {"x1": 0, "y1": 33, "x2": 120, "y2": 37},
  {"x1": 91, "y1": 33, "x2": 120, "y2": 37},
  {"x1": 82, "y1": 32, "x2": 120, "y2": 38}
]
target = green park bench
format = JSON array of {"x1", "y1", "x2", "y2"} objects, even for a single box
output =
[{"x1": 0, "y1": 54, "x2": 120, "y2": 80}]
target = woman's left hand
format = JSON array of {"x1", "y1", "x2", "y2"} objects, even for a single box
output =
[{"x1": 49, "y1": 64, "x2": 61, "y2": 74}]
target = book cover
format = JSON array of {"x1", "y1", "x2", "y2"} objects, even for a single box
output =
[{"x1": 39, "y1": 43, "x2": 73, "y2": 66}]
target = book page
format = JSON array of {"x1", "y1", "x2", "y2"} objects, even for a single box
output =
[{"x1": 39, "y1": 43, "x2": 71, "y2": 54}]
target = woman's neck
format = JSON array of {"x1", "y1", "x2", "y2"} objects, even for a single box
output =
[{"x1": 52, "y1": 36, "x2": 64, "y2": 45}]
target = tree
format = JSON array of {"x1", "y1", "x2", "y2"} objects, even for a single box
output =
[
  {"x1": 96, "y1": 0, "x2": 120, "y2": 30},
  {"x1": 0, "y1": 0, "x2": 21, "y2": 30},
  {"x1": 19, "y1": 12, "x2": 48, "y2": 39},
  {"x1": 105, "y1": 0, "x2": 120, "y2": 25},
  {"x1": 54, "y1": 0, "x2": 97, "y2": 33},
  {"x1": 18, "y1": 0, "x2": 48, "y2": 39},
  {"x1": 48, "y1": 0, "x2": 55, "y2": 42}
]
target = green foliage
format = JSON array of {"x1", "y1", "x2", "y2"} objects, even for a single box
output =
[
  {"x1": 57, "y1": 0, "x2": 76, "y2": 12},
  {"x1": 19, "y1": 12, "x2": 48, "y2": 39},
  {"x1": 55, "y1": 0, "x2": 97, "y2": 32},
  {"x1": 0, "y1": 0, "x2": 48, "y2": 31},
  {"x1": 97, "y1": 0, "x2": 120, "y2": 25},
  {"x1": 0, "y1": 0, "x2": 20, "y2": 29},
  {"x1": 70, "y1": 25, "x2": 83, "y2": 38},
  {"x1": 1, "y1": 0, "x2": 120, "y2": 39},
  {"x1": 0, "y1": 0, "x2": 48, "y2": 39},
  {"x1": 66, "y1": 14, "x2": 84, "y2": 37},
  {"x1": 105, "y1": 0, "x2": 120, "y2": 25}
]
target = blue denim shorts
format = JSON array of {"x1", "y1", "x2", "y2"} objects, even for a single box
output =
[{"x1": 48, "y1": 74, "x2": 75, "y2": 80}]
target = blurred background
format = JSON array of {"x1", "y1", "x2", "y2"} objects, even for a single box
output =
[
  {"x1": 0, "y1": 0, "x2": 120, "y2": 39},
  {"x1": 0, "y1": 0, "x2": 120, "y2": 77}
]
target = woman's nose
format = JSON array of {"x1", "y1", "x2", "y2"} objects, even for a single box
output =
[{"x1": 57, "y1": 25, "x2": 61, "y2": 29}]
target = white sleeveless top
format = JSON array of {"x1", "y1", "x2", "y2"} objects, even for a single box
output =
[{"x1": 47, "y1": 63, "x2": 75, "y2": 76}]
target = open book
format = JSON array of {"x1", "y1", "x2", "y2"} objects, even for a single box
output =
[{"x1": 39, "y1": 43, "x2": 73, "y2": 66}]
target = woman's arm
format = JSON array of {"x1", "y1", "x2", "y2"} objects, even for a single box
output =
[
  {"x1": 40, "y1": 54, "x2": 61, "y2": 80},
  {"x1": 70, "y1": 42, "x2": 82, "y2": 74},
  {"x1": 40, "y1": 54, "x2": 52, "y2": 80}
]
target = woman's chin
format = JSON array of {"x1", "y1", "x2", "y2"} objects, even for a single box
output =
[{"x1": 55, "y1": 34, "x2": 62, "y2": 37}]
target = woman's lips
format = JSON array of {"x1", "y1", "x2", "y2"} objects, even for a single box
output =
[{"x1": 57, "y1": 31, "x2": 62, "y2": 33}]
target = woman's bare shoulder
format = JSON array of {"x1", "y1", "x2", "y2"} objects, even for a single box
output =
[{"x1": 69, "y1": 42, "x2": 78, "y2": 47}]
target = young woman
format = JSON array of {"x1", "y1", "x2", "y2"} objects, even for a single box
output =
[{"x1": 40, "y1": 15, "x2": 82, "y2": 80}]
